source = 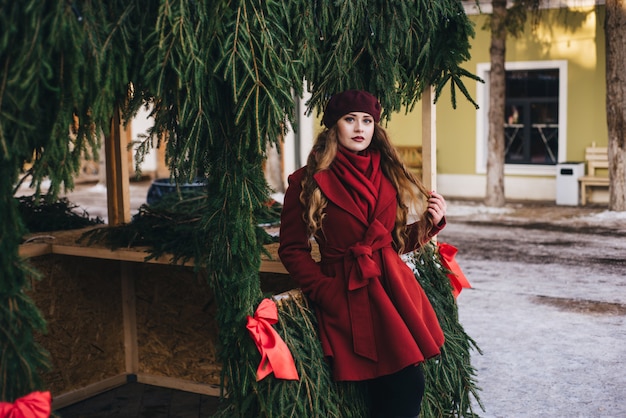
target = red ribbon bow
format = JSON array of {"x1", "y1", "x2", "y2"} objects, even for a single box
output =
[
  {"x1": 0, "y1": 391, "x2": 51, "y2": 418},
  {"x1": 246, "y1": 299, "x2": 299, "y2": 381},
  {"x1": 437, "y1": 242, "x2": 471, "y2": 298}
]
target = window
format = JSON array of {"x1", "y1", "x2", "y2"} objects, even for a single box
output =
[
  {"x1": 505, "y1": 69, "x2": 559, "y2": 165},
  {"x1": 475, "y1": 61, "x2": 567, "y2": 175}
]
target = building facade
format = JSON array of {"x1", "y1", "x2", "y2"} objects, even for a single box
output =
[
  {"x1": 280, "y1": 1, "x2": 608, "y2": 204},
  {"x1": 430, "y1": 1, "x2": 608, "y2": 203}
]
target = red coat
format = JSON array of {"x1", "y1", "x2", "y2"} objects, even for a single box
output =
[{"x1": 278, "y1": 153, "x2": 445, "y2": 381}]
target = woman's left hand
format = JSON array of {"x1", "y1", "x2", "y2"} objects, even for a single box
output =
[{"x1": 427, "y1": 191, "x2": 447, "y2": 225}]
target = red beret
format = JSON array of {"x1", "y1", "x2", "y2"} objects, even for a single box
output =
[{"x1": 322, "y1": 90, "x2": 381, "y2": 128}]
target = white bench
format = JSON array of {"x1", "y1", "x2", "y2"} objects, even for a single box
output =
[{"x1": 578, "y1": 143, "x2": 609, "y2": 205}]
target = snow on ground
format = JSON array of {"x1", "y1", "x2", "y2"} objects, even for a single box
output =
[
  {"x1": 447, "y1": 202, "x2": 515, "y2": 217},
  {"x1": 576, "y1": 209, "x2": 626, "y2": 224},
  {"x1": 440, "y1": 202, "x2": 626, "y2": 418}
]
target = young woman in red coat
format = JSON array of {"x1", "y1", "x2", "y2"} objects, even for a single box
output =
[{"x1": 278, "y1": 90, "x2": 447, "y2": 418}]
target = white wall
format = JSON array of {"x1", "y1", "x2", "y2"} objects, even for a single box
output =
[
  {"x1": 131, "y1": 105, "x2": 158, "y2": 175},
  {"x1": 282, "y1": 87, "x2": 315, "y2": 187}
]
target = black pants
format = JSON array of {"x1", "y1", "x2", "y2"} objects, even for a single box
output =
[{"x1": 368, "y1": 364, "x2": 425, "y2": 418}]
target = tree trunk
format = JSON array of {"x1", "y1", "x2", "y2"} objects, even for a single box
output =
[
  {"x1": 605, "y1": 0, "x2": 626, "y2": 211},
  {"x1": 485, "y1": 0, "x2": 508, "y2": 207}
]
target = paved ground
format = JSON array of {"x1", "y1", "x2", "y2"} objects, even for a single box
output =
[
  {"x1": 30, "y1": 181, "x2": 626, "y2": 417},
  {"x1": 440, "y1": 201, "x2": 626, "y2": 418}
]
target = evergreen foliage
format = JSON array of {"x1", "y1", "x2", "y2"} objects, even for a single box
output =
[
  {"x1": 17, "y1": 196, "x2": 104, "y2": 233},
  {"x1": 213, "y1": 290, "x2": 369, "y2": 417},
  {"x1": 410, "y1": 244, "x2": 484, "y2": 417},
  {"x1": 0, "y1": 163, "x2": 50, "y2": 402},
  {"x1": 296, "y1": 0, "x2": 481, "y2": 116},
  {"x1": 1, "y1": 0, "x2": 480, "y2": 413}
]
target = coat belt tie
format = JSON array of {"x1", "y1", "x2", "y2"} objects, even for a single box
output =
[{"x1": 326, "y1": 219, "x2": 392, "y2": 361}]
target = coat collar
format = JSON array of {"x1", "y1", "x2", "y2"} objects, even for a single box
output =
[{"x1": 313, "y1": 169, "x2": 396, "y2": 226}]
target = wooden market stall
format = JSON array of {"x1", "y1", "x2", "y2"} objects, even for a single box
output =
[{"x1": 20, "y1": 230, "x2": 293, "y2": 410}]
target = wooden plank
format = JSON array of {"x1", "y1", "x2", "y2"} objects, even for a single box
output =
[
  {"x1": 50, "y1": 244, "x2": 175, "y2": 264},
  {"x1": 421, "y1": 86, "x2": 439, "y2": 241},
  {"x1": 585, "y1": 145, "x2": 608, "y2": 159},
  {"x1": 23, "y1": 242, "x2": 287, "y2": 274},
  {"x1": 585, "y1": 146, "x2": 608, "y2": 176},
  {"x1": 579, "y1": 177, "x2": 610, "y2": 185},
  {"x1": 586, "y1": 150, "x2": 608, "y2": 160},
  {"x1": 136, "y1": 373, "x2": 222, "y2": 397},
  {"x1": 105, "y1": 106, "x2": 131, "y2": 226},
  {"x1": 421, "y1": 86, "x2": 437, "y2": 192},
  {"x1": 19, "y1": 223, "x2": 287, "y2": 273},
  {"x1": 121, "y1": 262, "x2": 139, "y2": 374},
  {"x1": 580, "y1": 143, "x2": 609, "y2": 204},
  {"x1": 51, "y1": 373, "x2": 128, "y2": 410},
  {"x1": 18, "y1": 242, "x2": 52, "y2": 258},
  {"x1": 156, "y1": 133, "x2": 170, "y2": 179},
  {"x1": 260, "y1": 259, "x2": 288, "y2": 274},
  {"x1": 168, "y1": 388, "x2": 205, "y2": 417},
  {"x1": 579, "y1": 177, "x2": 610, "y2": 205}
]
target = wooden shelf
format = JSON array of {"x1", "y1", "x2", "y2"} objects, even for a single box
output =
[
  {"x1": 19, "y1": 229, "x2": 288, "y2": 274},
  {"x1": 18, "y1": 242, "x2": 52, "y2": 258}
]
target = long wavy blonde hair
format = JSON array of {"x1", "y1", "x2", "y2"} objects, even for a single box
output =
[{"x1": 299, "y1": 123, "x2": 435, "y2": 252}]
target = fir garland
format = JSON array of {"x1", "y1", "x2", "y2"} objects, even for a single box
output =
[
  {"x1": 0, "y1": 163, "x2": 50, "y2": 402},
  {"x1": 410, "y1": 244, "x2": 484, "y2": 417},
  {"x1": 212, "y1": 290, "x2": 369, "y2": 418},
  {"x1": 17, "y1": 196, "x2": 104, "y2": 233}
]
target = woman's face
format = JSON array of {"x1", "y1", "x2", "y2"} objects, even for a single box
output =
[{"x1": 335, "y1": 112, "x2": 375, "y2": 153}]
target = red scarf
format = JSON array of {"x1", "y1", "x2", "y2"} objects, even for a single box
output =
[{"x1": 331, "y1": 147, "x2": 382, "y2": 221}]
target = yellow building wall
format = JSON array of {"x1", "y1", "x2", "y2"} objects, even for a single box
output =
[{"x1": 386, "y1": 5, "x2": 607, "y2": 175}]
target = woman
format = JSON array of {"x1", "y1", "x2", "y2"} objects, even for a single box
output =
[{"x1": 278, "y1": 90, "x2": 446, "y2": 418}]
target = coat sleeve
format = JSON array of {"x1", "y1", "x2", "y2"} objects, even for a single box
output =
[
  {"x1": 403, "y1": 217, "x2": 446, "y2": 254},
  {"x1": 278, "y1": 169, "x2": 336, "y2": 304}
]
